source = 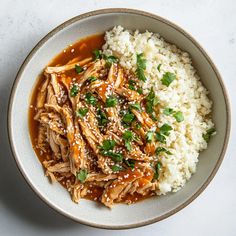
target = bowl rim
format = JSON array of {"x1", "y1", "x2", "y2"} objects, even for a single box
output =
[{"x1": 7, "y1": 8, "x2": 231, "y2": 230}]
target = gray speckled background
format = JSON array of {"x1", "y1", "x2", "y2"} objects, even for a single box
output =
[{"x1": 0, "y1": 0, "x2": 235, "y2": 235}]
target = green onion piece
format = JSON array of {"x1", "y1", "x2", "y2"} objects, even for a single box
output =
[
  {"x1": 76, "y1": 169, "x2": 87, "y2": 183},
  {"x1": 161, "y1": 72, "x2": 176, "y2": 87}
]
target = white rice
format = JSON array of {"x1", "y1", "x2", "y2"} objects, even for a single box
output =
[{"x1": 102, "y1": 26, "x2": 214, "y2": 194}]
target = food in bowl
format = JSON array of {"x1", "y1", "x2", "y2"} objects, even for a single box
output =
[{"x1": 29, "y1": 26, "x2": 216, "y2": 208}]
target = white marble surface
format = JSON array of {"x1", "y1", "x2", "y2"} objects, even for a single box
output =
[{"x1": 0, "y1": 0, "x2": 235, "y2": 235}]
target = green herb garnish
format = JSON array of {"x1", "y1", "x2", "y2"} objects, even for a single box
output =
[
  {"x1": 122, "y1": 130, "x2": 136, "y2": 151},
  {"x1": 146, "y1": 131, "x2": 154, "y2": 143},
  {"x1": 75, "y1": 65, "x2": 84, "y2": 74},
  {"x1": 137, "y1": 87, "x2": 143, "y2": 94},
  {"x1": 145, "y1": 87, "x2": 159, "y2": 113},
  {"x1": 161, "y1": 72, "x2": 176, "y2": 87},
  {"x1": 111, "y1": 165, "x2": 123, "y2": 172},
  {"x1": 92, "y1": 49, "x2": 102, "y2": 60},
  {"x1": 97, "y1": 108, "x2": 109, "y2": 127},
  {"x1": 136, "y1": 53, "x2": 147, "y2": 82},
  {"x1": 104, "y1": 55, "x2": 118, "y2": 67},
  {"x1": 85, "y1": 93, "x2": 97, "y2": 106},
  {"x1": 129, "y1": 103, "x2": 141, "y2": 111},
  {"x1": 155, "y1": 132, "x2": 166, "y2": 143},
  {"x1": 128, "y1": 80, "x2": 136, "y2": 90},
  {"x1": 76, "y1": 169, "x2": 87, "y2": 183},
  {"x1": 88, "y1": 76, "x2": 97, "y2": 82},
  {"x1": 122, "y1": 112, "x2": 135, "y2": 125},
  {"x1": 163, "y1": 107, "x2": 174, "y2": 116},
  {"x1": 99, "y1": 140, "x2": 116, "y2": 151},
  {"x1": 105, "y1": 95, "x2": 118, "y2": 107},
  {"x1": 203, "y1": 128, "x2": 216, "y2": 143},
  {"x1": 173, "y1": 111, "x2": 184, "y2": 122},
  {"x1": 156, "y1": 147, "x2": 172, "y2": 155},
  {"x1": 70, "y1": 84, "x2": 79, "y2": 97},
  {"x1": 102, "y1": 151, "x2": 123, "y2": 162},
  {"x1": 76, "y1": 108, "x2": 89, "y2": 118},
  {"x1": 124, "y1": 159, "x2": 135, "y2": 169},
  {"x1": 153, "y1": 162, "x2": 162, "y2": 179},
  {"x1": 157, "y1": 64, "x2": 162, "y2": 72},
  {"x1": 160, "y1": 124, "x2": 173, "y2": 136}
]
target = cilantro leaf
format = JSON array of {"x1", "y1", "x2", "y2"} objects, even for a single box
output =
[
  {"x1": 99, "y1": 140, "x2": 116, "y2": 151},
  {"x1": 203, "y1": 128, "x2": 216, "y2": 143},
  {"x1": 146, "y1": 131, "x2": 154, "y2": 143},
  {"x1": 153, "y1": 162, "x2": 162, "y2": 179},
  {"x1": 155, "y1": 132, "x2": 166, "y2": 143},
  {"x1": 129, "y1": 103, "x2": 141, "y2": 111},
  {"x1": 70, "y1": 84, "x2": 79, "y2": 97},
  {"x1": 136, "y1": 53, "x2": 147, "y2": 81},
  {"x1": 160, "y1": 124, "x2": 173, "y2": 136},
  {"x1": 163, "y1": 107, "x2": 174, "y2": 116},
  {"x1": 122, "y1": 112, "x2": 135, "y2": 125},
  {"x1": 75, "y1": 65, "x2": 84, "y2": 74},
  {"x1": 111, "y1": 165, "x2": 123, "y2": 172},
  {"x1": 85, "y1": 93, "x2": 97, "y2": 106},
  {"x1": 161, "y1": 72, "x2": 176, "y2": 87},
  {"x1": 156, "y1": 147, "x2": 172, "y2": 155},
  {"x1": 173, "y1": 111, "x2": 184, "y2": 122},
  {"x1": 76, "y1": 108, "x2": 88, "y2": 118},
  {"x1": 105, "y1": 95, "x2": 118, "y2": 107},
  {"x1": 157, "y1": 64, "x2": 162, "y2": 72},
  {"x1": 76, "y1": 169, "x2": 87, "y2": 183}
]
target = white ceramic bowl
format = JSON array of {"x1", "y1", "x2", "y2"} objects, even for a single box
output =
[{"x1": 8, "y1": 9, "x2": 231, "y2": 229}]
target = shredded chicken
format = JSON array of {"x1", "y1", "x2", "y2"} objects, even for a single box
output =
[{"x1": 31, "y1": 49, "x2": 162, "y2": 207}]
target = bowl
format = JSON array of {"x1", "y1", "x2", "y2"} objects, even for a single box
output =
[{"x1": 8, "y1": 8, "x2": 231, "y2": 229}]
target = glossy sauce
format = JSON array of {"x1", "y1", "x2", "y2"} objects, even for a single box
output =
[{"x1": 29, "y1": 34, "x2": 154, "y2": 204}]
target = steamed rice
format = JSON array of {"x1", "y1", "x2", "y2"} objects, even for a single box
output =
[{"x1": 102, "y1": 26, "x2": 214, "y2": 194}]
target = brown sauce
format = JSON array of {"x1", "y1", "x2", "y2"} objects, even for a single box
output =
[{"x1": 28, "y1": 34, "x2": 154, "y2": 205}]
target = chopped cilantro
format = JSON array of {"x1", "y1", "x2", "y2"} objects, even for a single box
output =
[
  {"x1": 155, "y1": 132, "x2": 166, "y2": 143},
  {"x1": 75, "y1": 65, "x2": 84, "y2": 74},
  {"x1": 122, "y1": 112, "x2": 135, "y2": 125},
  {"x1": 85, "y1": 93, "x2": 97, "y2": 106},
  {"x1": 122, "y1": 130, "x2": 136, "y2": 151},
  {"x1": 129, "y1": 103, "x2": 141, "y2": 111},
  {"x1": 173, "y1": 111, "x2": 184, "y2": 122},
  {"x1": 111, "y1": 165, "x2": 123, "y2": 172},
  {"x1": 146, "y1": 131, "x2": 154, "y2": 143},
  {"x1": 92, "y1": 49, "x2": 102, "y2": 60},
  {"x1": 161, "y1": 72, "x2": 176, "y2": 87},
  {"x1": 156, "y1": 147, "x2": 172, "y2": 155},
  {"x1": 105, "y1": 95, "x2": 118, "y2": 107},
  {"x1": 76, "y1": 169, "x2": 87, "y2": 183},
  {"x1": 76, "y1": 108, "x2": 88, "y2": 118},
  {"x1": 136, "y1": 53, "x2": 147, "y2": 81},
  {"x1": 99, "y1": 140, "x2": 116, "y2": 151},
  {"x1": 203, "y1": 128, "x2": 216, "y2": 143},
  {"x1": 160, "y1": 124, "x2": 173, "y2": 136},
  {"x1": 163, "y1": 107, "x2": 174, "y2": 116},
  {"x1": 70, "y1": 84, "x2": 79, "y2": 97},
  {"x1": 88, "y1": 76, "x2": 97, "y2": 82},
  {"x1": 153, "y1": 162, "x2": 162, "y2": 179},
  {"x1": 157, "y1": 64, "x2": 162, "y2": 72},
  {"x1": 124, "y1": 159, "x2": 135, "y2": 169}
]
